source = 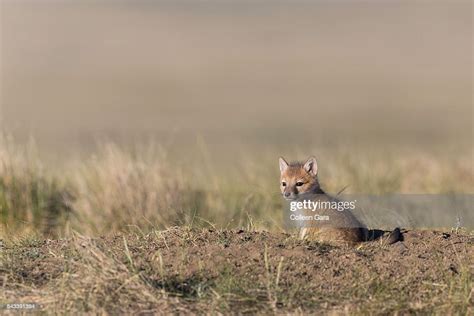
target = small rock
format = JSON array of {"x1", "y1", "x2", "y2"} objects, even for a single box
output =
[
  {"x1": 449, "y1": 263, "x2": 458, "y2": 274},
  {"x1": 395, "y1": 242, "x2": 408, "y2": 254}
]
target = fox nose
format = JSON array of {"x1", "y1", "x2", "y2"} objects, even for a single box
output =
[{"x1": 284, "y1": 192, "x2": 291, "y2": 198}]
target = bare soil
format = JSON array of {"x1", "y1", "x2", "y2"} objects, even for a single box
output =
[{"x1": 1, "y1": 228, "x2": 473, "y2": 314}]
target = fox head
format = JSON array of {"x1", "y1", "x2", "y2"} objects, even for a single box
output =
[{"x1": 279, "y1": 156, "x2": 320, "y2": 201}]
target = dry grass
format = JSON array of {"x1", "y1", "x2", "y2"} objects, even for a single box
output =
[
  {"x1": 0, "y1": 133, "x2": 473, "y2": 237},
  {"x1": 0, "y1": 134, "x2": 472, "y2": 314},
  {"x1": 1, "y1": 228, "x2": 472, "y2": 314}
]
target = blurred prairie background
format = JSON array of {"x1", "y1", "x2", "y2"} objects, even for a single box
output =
[{"x1": 0, "y1": 0, "x2": 472, "y2": 236}]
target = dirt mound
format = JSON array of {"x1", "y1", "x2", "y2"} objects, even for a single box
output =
[{"x1": 1, "y1": 228, "x2": 473, "y2": 314}]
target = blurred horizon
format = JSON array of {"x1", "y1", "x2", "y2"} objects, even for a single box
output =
[{"x1": 1, "y1": 0, "x2": 472, "y2": 159}]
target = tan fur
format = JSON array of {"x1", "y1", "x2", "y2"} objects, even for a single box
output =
[{"x1": 279, "y1": 156, "x2": 368, "y2": 245}]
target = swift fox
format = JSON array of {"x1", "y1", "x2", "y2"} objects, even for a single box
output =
[{"x1": 279, "y1": 156, "x2": 401, "y2": 245}]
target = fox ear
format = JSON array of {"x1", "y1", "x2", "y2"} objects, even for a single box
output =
[
  {"x1": 304, "y1": 156, "x2": 318, "y2": 176},
  {"x1": 279, "y1": 157, "x2": 289, "y2": 173}
]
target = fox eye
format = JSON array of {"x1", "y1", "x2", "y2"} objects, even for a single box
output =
[
  {"x1": 296, "y1": 182, "x2": 304, "y2": 187},
  {"x1": 281, "y1": 182, "x2": 286, "y2": 187}
]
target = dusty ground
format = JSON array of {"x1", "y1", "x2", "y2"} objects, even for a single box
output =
[{"x1": 1, "y1": 228, "x2": 473, "y2": 314}]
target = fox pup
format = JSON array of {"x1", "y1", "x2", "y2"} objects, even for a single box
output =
[{"x1": 279, "y1": 156, "x2": 400, "y2": 245}]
